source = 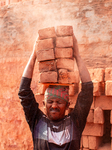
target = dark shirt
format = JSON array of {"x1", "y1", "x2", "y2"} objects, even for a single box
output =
[{"x1": 18, "y1": 77, "x2": 93, "y2": 150}]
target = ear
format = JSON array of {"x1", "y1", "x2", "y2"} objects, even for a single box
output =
[
  {"x1": 43, "y1": 100, "x2": 46, "y2": 108},
  {"x1": 66, "y1": 102, "x2": 70, "y2": 110}
]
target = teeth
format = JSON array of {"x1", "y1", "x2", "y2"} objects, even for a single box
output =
[{"x1": 51, "y1": 110, "x2": 59, "y2": 112}]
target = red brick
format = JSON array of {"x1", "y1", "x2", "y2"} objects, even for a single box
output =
[
  {"x1": 69, "y1": 84, "x2": 75, "y2": 96},
  {"x1": 58, "y1": 69, "x2": 79, "y2": 84},
  {"x1": 38, "y1": 60, "x2": 56, "y2": 72},
  {"x1": 91, "y1": 98, "x2": 95, "y2": 109},
  {"x1": 105, "y1": 81, "x2": 112, "y2": 96},
  {"x1": 56, "y1": 36, "x2": 73, "y2": 48},
  {"x1": 58, "y1": 69, "x2": 68, "y2": 83},
  {"x1": 87, "y1": 109, "x2": 94, "y2": 123},
  {"x1": 89, "y1": 68, "x2": 104, "y2": 82},
  {"x1": 35, "y1": 94, "x2": 44, "y2": 107},
  {"x1": 37, "y1": 84, "x2": 48, "y2": 95},
  {"x1": 36, "y1": 38, "x2": 54, "y2": 50},
  {"x1": 95, "y1": 96, "x2": 112, "y2": 110},
  {"x1": 39, "y1": 71, "x2": 57, "y2": 83},
  {"x1": 82, "y1": 123, "x2": 104, "y2": 136},
  {"x1": 69, "y1": 83, "x2": 78, "y2": 96},
  {"x1": 56, "y1": 58, "x2": 74, "y2": 71},
  {"x1": 88, "y1": 136, "x2": 101, "y2": 149},
  {"x1": 100, "y1": 82, "x2": 105, "y2": 95},
  {"x1": 56, "y1": 26, "x2": 73, "y2": 36},
  {"x1": 38, "y1": 27, "x2": 56, "y2": 40},
  {"x1": 82, "y1": 135, "x2": 89, "y2": 148},
  {"x1": 68, "y1": 71, "x2": 79, "y2": 83},
  {"x1": 55, "y1": 47, "x2": 73, "y2": 58},
  {"x1": 105, "y1": 68, "x2": 112, "y2": 81},
  {"x1": 37, "y1": 49, "x2": 55, "y2": 62},
  {"x1": 69, "y1": 94, "x2": 78, "y2": 108},
  {"x1": 94, "y1": 107, "x2": 104, "y2": 124},
  {"x1": 93, "y1": 81, "x2": 101, "y2": 96}
]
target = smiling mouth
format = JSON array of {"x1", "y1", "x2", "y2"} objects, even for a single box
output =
[
  {"x1": 50, "y1": 110, "x2": 59, "y2": 113},
  {"x1": 50, "y1": 108, "x2": 60, "y2": 112}
]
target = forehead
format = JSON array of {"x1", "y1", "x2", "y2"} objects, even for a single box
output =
[{"x1": 45, "y1": 97, "x2": 67, "y2": 103}]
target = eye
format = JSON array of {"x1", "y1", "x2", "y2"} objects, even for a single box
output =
[
  {"x1": 47, "y1": 100, "x2": 53, "y2": 104},
  {"x1": 57, "y1": 100, "x2": 63, "y2": 104}
]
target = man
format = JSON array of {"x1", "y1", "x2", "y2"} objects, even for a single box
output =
[{"x1": 18, "y1": 35, "x2": 93, "y2": 150}]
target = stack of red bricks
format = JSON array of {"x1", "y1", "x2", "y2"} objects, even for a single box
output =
[
  {"x1": 80, "y1": 68, "x2": 112, "y2": 150},
  {"x1": 36, "y1": 26, "x2": 79, "y2": 84}
]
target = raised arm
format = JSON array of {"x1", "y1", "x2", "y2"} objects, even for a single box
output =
[
  {"x1": 72, "y1": 35, "x2": 93, "y2": 133},
  {"x1": 22, "y1": 41, "x2": 37, "y2": 79},
  {"x1": 18, "y1": 39, "x2": 43, "y2": 131},
  {"x1": 73, "y1": 35, "x2": 91, "y2": 83}
]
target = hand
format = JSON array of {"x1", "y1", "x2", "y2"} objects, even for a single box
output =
[
  {"x1": 22, "y1": 36, "x2": 39, "y2": 78},
  {"x1": 73, "y1": 35, "x2": 80, "y2": 58},
  {"x1": 32, "y1": 36, "x2": 39, "y2": 59}
]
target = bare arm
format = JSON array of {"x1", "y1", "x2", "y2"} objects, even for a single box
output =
[
  {"x1": 22, "y1": 41, "x2": 37, "y2": 78},
  {"x1": 73, "y1": 35, "x2": 91, "y2": 83}
]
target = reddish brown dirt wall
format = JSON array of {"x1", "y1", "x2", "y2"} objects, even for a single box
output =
[{"x1": 0, "y1": 0, "x2": 112, "y2": 149}]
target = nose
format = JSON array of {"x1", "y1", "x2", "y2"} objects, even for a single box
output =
[{"x1": 52, "y1": 102, "x2": 58, "y2": 109}]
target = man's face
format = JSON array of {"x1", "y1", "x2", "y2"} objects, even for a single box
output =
[{"x1": 43, "y1": 97, "x2": 69, "y2": 121}]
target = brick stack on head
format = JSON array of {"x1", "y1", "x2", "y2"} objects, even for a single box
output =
[{"x1": 36, "y1": 26, "x2": 79, "y2": 84}]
